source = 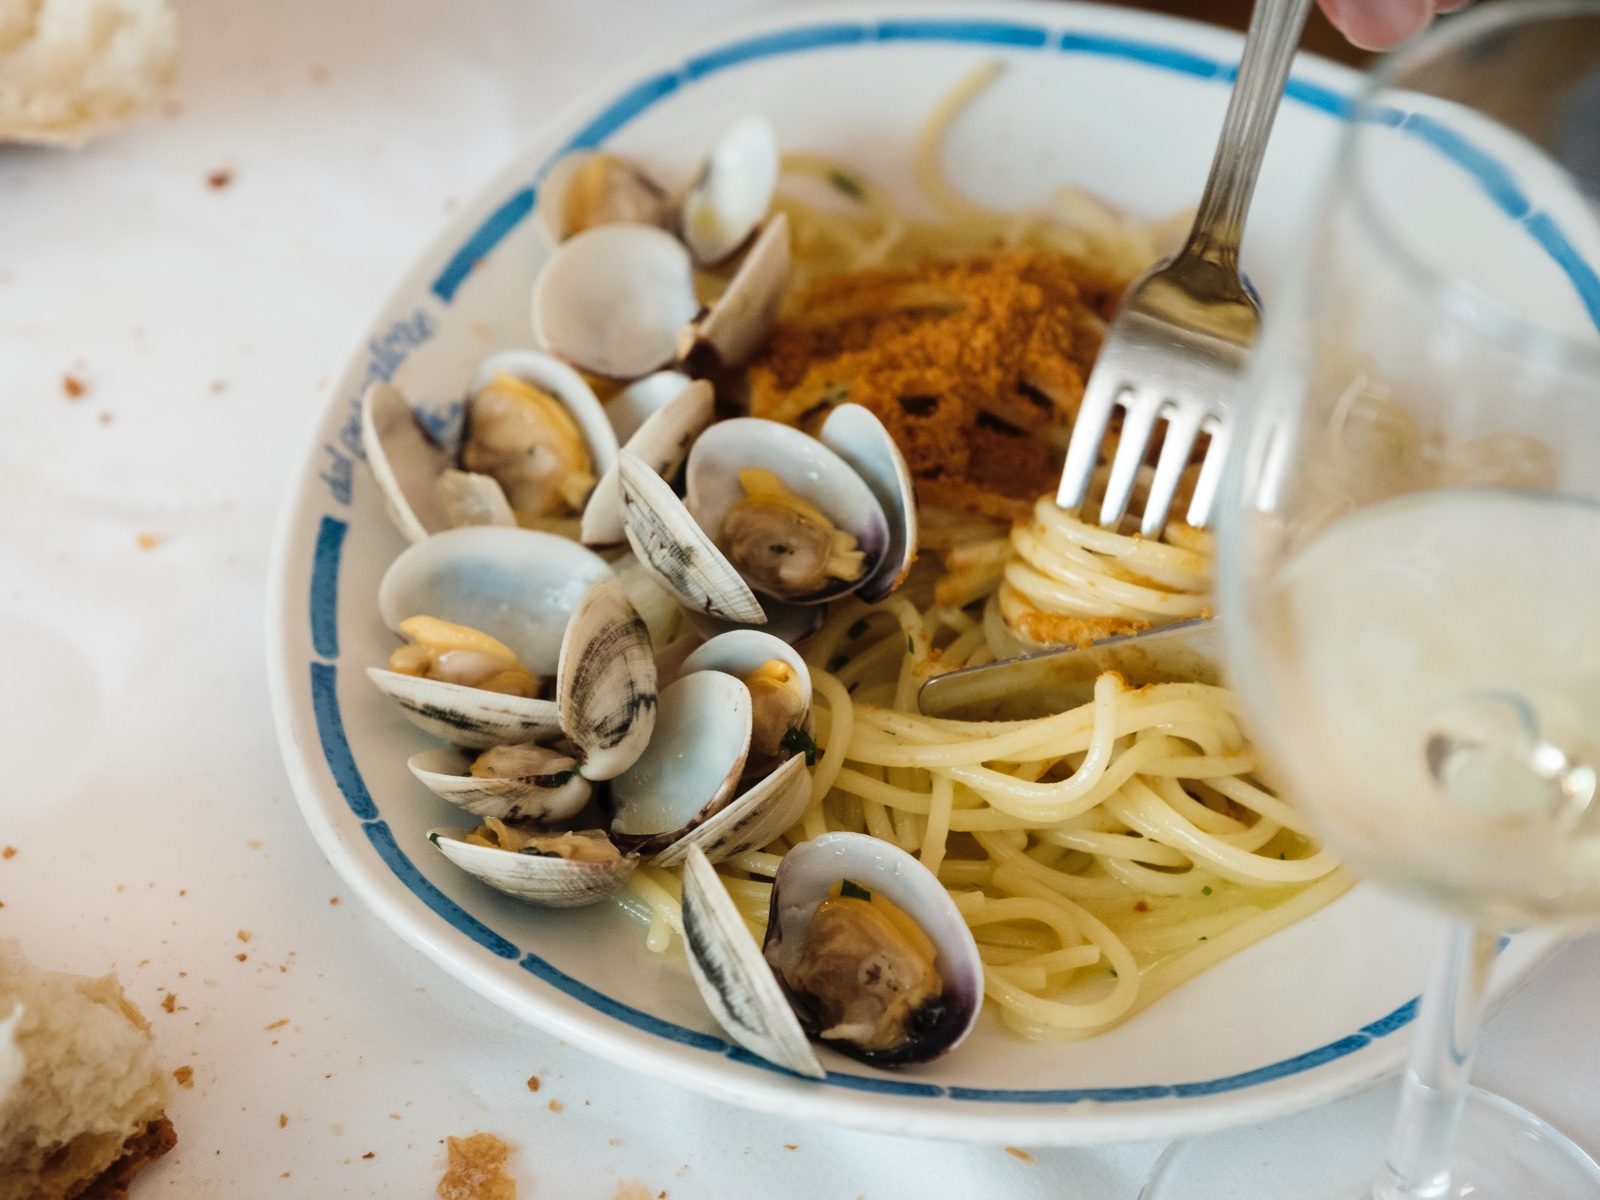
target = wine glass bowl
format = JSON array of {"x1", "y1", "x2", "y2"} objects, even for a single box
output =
[
  {"x1": 1220, "y1": 2, "x2": 1600, "y2": 931},
  {"x1": 1149, "y1": 3, "x2": 1600, "y2": 1196}
]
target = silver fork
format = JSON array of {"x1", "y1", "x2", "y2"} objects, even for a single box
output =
[{"x1": 1056, "y1": 0, "x2": 1315, "y2": 537}]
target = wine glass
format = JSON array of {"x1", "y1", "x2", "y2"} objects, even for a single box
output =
[{"x1": 1144, "y1": 3, "x2": 1600, "y2": 1197}]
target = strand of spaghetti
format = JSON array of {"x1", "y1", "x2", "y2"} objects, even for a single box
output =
[
  {"x1": 834, "y1": 631, "x2": 904, "y2": 689},
  {"x1": 803, "y1": 596, "x2": 874, "y2": 673},
  {"x1": 957, "y1": 893, "x2": 1084, "y2": 947},
  {"x1": 809, "y1": 671, "x2": 854, "y2": 804},
  {"x1": 1104, "y1": 780, "x2": 1339, "y2": 885},
  {"x1": 1031, "y1": 499, "x2": 1211, "y2": 583},
  {"x1": 1007, "y1": 540, "x2": 1207, "y2": 620},
  {"x1": 1100, "y1": 854, "x2": 1214, "y2": 896},
  {"x1": 972, "y1": 880, "x2": 1142, "y2": 1028},
  {"x1": 974, "y1": 831, "x2": 1131, "y2": 900},
  {"x1": 779, "y1": 152, "x2": 907, "y2": 266},
  {"x1": 936, "y1": 729, "x2": 1184, "y2": 824},
  {"x1": 1139, "y1": 768, "x2": 1251, "y2": 835},
  {"x1": 626, "y1": 870, "x2": 684, "y2": 952},
  {"x1": 921, "y1": 774, "x2": 955, "y2": 876},
  {"x1": 726, "y1": 850, "x2": 782, "y2": 878},
  {"x1": 1202, "y1": 774, "x2": 1319, "y2": 838},
  {"x1": 848, "y1": 689, "x2": 1239, "y2": 767},
  {"x1": 1046, "y1": 828, "x2": 1192, "y2": 866},
  {"x1": 1134, "y1": 752, "x2": 1258, "y2": 779},
  {"x1": 1119, "y1": 906, "x2": 1264, "y2": 956},
  {"x1": 1001, "y1": 944, "x2": 1103, "y2": 974},
  {"x1": 831, "y1": 768, "x2": 933, "y2": 814},
  {"x1": 913, "y1": 60, "x2": 1010, "y2": 229}
]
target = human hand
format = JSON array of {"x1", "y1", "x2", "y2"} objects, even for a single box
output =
[{"x1": 1316, "y1": 0, "x2": 1472, "y2": 49}]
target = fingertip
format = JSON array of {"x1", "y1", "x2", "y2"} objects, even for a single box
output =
[{"x1": 1319, "y1": 0, "x2": 1435, "y2": 49}]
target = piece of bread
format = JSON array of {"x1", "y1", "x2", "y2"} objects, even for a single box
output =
[
  {"x1": 0, "y1": 0, "x2": 179, "y2": 146},
  {"x1": 0, "y1": 940, "x2": 174, "y2": 1200}
]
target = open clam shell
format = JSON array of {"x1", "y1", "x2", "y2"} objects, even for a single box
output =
[
  {"x1": 609, "y1": 671, "x2": 751, "y2": 856},
  {"x1": 467, "y1": 349, "x2": 619, "y2": 484},
  {"x1": 407, "y1": 747, "x2": 590, "y2": 823},
  {"x1": 535, "y1": 150, "x2": 670, "y2": 244},
  {"x1": 680, "y1": 843, "x2": 826, "y2": 1079},
  {"x1": 679, "y1": 628, "x2": 814, "y2": 769},
  {"x1": 531, "y1": 224, "x2": 700, "y2": 379},
  {"x1": 429, "y1": 827, "x2": 635, "y2": 908},
  {"x1": 678, "y1": 212, "x2": 791, "y2": 372},
  {"x1": 651, "y1": 752, "x2": 811, "y2": 869},
  {"x1": 378, "y1": 526, "x2": 610, "y2": 675},
  {"x1": 681, "y1": 113, "x2": 780, "y2": 265},
  {"x1": 764, "y1": 832, "x2": 984, "y2": 1067},
  {"x1": 368, "y1": 670, "x2": 563, "y2": 750},
  {"x1": 362, "y1": 354, "x2": 617, "y2": 544},
  {"x1": 819, "y1": 403, "x2": 918, "y2": 603},
  {"x1": 370, "y1": 527, "x2": 607, "y2": 747},
  {"x1": 617, "y1": 449, "x2": 767, "y2": 625},
  {"x1": 685, "y1": 419, "x2": 890, "y2": 605},
  {"x1": 360, "y1": 382, "x2": 451, "y2": 543},
  {"x1": 556, "y1": 576, "x2": 657, "y2": 781},
  {"x1": 604, "y1": 370, "x2": 694, "y2": 444},
  {"x1": 581, "y1": 379, "x2": 715, "y2": 547}
]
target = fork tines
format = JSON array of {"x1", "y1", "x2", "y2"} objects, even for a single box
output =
[{"x1": 1055, "y1": 311, "x2": 1243, "y2": 538}]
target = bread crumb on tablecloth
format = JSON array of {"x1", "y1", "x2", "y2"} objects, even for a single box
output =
[
  {"x1": 1005, "y1": 1146, "x2": 1037, "y2": 1165},
  {"x1": 437, "y1": 1133, "x2": 515, "y2": 1200}
]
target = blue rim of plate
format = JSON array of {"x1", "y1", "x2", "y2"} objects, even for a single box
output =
[{"x1": 301, "y1": 14, "x2": 1597, "y2": 1106}]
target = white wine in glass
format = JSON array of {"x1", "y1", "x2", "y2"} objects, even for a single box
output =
[{"x1": 1146, "y1": 2, "x2": 1600, "y2": 1196}]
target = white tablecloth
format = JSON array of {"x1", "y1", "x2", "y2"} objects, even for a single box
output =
[{"x1": 2, "y1": 0, "x2": 1596, "y2": 1195}]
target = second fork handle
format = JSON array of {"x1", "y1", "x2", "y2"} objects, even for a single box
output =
[{"x1": 1183, "y1": 0, "x2": 1316, "y2": 269}]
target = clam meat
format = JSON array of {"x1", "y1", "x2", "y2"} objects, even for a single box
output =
[
  {"x1": 387, "y1": 615, "x2": 540, "y2": 698},
  {"x1": 462, "y1": 371, "x2": 598, "y2": 519},
  {"x1": 721, "y1": 468, "x2": 866, "y2": 597},
  {"x1": 555, "y1": 153, "x2": 671, "y2": 239}
]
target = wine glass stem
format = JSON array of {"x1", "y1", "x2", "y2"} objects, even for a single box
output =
[{"x1": 1371, "y1": 920, "x2": 1500, "y2": 1200}]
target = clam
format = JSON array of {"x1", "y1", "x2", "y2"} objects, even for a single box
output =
[
  {"x1": 610, "y1": 629, "x2": 815, "y2": 867},
  {"x1": 430, "y1": 824, "x2": 636, "y2": 908},
  {"x1": 408, "y1": 744, "x2": 590, "y2": 823},
  {"x1": 361, "y1": 350, "x2": 617, "y2": 543},
  {"x1": 681, "y1": 114, "x2": 780, "y2": 265},
  {"x1": 369, "y1": 528, "x2": 657, "y2": 784},
  {"x1": 529, "y1": 213, "x2": 791, "y2": 379},
  {"x1": 535, "y1": 151, "x2": 671, "y2": 244},
  {"x1": 618, "y1": 406, "x2": 915, "y2": 622},
  {"x1": 603, "y1": 370, "x2": 695, "y2": 443},
  {"x1": 681, "y1": 833, "x2": 983, "y2": 1074},
  {"x1": 580, "y1": 378, "x2": 715, "y2": 547}
]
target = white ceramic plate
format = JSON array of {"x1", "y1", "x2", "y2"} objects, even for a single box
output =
[{"x1": 266, "y1": 0, "x2": 1585, "y2": 1145}]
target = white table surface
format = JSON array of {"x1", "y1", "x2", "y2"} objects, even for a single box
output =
[{"x1": 2, "y1": 0, "x2": 1596, "y2": 1195}]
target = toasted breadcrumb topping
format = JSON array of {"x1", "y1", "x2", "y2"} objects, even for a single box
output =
[{"x1": 748, "y1": 251, "x2": 1118, "y2": 520}]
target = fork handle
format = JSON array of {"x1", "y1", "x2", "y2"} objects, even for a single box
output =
[{"x1": 1181, "y1": 0, "x2": 1316, "y2": 270}]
